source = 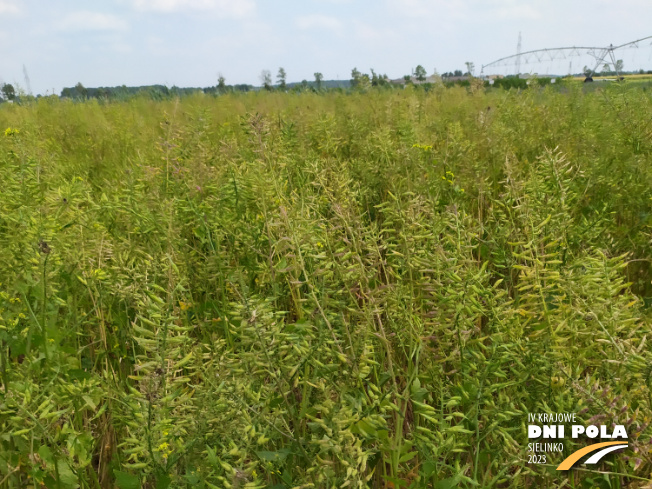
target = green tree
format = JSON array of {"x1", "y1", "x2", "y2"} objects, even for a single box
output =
[
  {"x1": 414, "y1": 65, "x2": 426, "y2": 82},
  {"x1": 75, "y1": 82, "x2": 88, "y2": 99},
  {"x1": 217, "y1": 74, "x2": 226, "y2": 92},
  {"x1": 615, "y1": 59, "x2": 624, "y2": 73},
  {"x1": 260, "y1": 70, "x2": 272, "y2": 91},
  {"x1": 277, "y1": 68, "x2": 287, "y2": 91},
  {"x1": 314, "y1": 72, "x2": 323, "y2": 90},
  {"x1": 1, "y1": 83, "x2": 15, "y2": 101},
  {"x1": 370, "y1": 69, "x2": 389, "y2": 87},
  {"x1": 359, "y1": 74, "x2": 371, "y2": 91},
  {"x1": 350, "y1": 68, "x2": 371, "y2": 91},
  {"x1": 351, "y1": 68, "x2": 362, "y2": 88},
  {"x1": 465, "y1": 62, "x2": 475, "y2": 76}
]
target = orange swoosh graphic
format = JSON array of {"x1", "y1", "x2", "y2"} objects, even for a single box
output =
[{"x1": 557, "y1": 441, "x2": 627, "y2": 470}]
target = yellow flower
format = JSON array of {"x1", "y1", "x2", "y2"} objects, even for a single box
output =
[
  {"x1": 179, "y1": 301, "x2": 191, "y2": 311},
  {"x1": 4, "y1": 127, "x2": 19, "y2": 137},
  {"x1": 157, "y1": 442, "x2": 172, "y2": 457},
  {"x1": 412, "y1": 143, "x2": 432, "y2": 151}
]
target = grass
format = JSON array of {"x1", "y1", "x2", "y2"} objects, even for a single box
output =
[{"x1": 0, "y1": 82, "x2": 651, "y2": 489}]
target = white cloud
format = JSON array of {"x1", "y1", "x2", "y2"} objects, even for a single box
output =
[
  {"x1": 59, "y1": 12, "x2": 128, "y2": 31},
  {"x1": 296, "y1": 14, "x2": 343, "y2": 32},
  {"x1": 0, "y1": 2, "x2": 20, "y2": 14},
  {"x1": 385, "y1": 0, "x2": 470, "y2": 20},
  {"x1": 387, "y1": 0, "x2": 542, "y2": 21},
  {"x1": 355, "y1": 22, "x2": 381, "y2": 41},
  {"x1": 493, "y1": 4, "x2": 541, "y2": 20},
  {"x1": 354, "y1": 22, "x2": 397, "y2": 44},
  {"x1": 132, "y1": 0, "x2": 255, "y2": 16}
]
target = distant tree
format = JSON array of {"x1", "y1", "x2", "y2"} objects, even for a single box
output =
[
  {"x1": 359, "y1": 74, "x2": 371, "y2": 90},
  {"x1": 414, "y1": 65, "x2": 427, "y2": 82},
  {"x1": 601, "y1": 63, "x2": 610, "y2": 73},
  {"x1": 453, "y1": 69, "x2": 463, "y2": 77},
  {"x1": 583, "y1": 66, "x2": 592, "y2": 77},
  {"x1": 403, "y1": 74, "x2": 412, "y2": 84},
  {"x1": 371, "y1": 68, "x2": 382, "y2": 87},
  {"x1": 75, "y1": 82, "x2": 88, "y2": 98},
  {"x1": 350, "y1": 68, "x2": 371, "y2": 90},
  {"x1": 301, "y1": 80, "x2": 309, "y2": 90},
  {"x1": 615, "y1": 59, "x2": 624, "y2": 73},
  {"x1": 314, "y1": 72, "x2": 323, "y2": 90},
  {"x1": 277, "y1": 68, "x2": 287, "y2": 91},
  {"x1": 351, "y1": 68, "x2": 362, "y2": 88},
  {"x1": 465, "y1": 62, "x2": 475, "y2": 76},
  {"x1": 1, "y1": 83, "x2": 15, "y2": 100},
  {"x1": 217, "y1": 74, "x2": 226, "y2": 92},
  {"x1": 260, "y1": 70, "x2": 272, "y2": 91},
  {"x1": 371, "y1": 69, "x2": 389, "y2": 87}
]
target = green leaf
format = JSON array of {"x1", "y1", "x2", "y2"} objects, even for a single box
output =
[
  {"x1": 156, "y1": 472, "x2": 171, "y2": 489},
  {"x1": 421, "y1": 460, "x2": 437, "y2": 478},
  {"x1": 38, "y1": 445, "x2": 54, "y2": 465},
  {"x1": 56, "y1": 460, "x2": 79, "y2": 489},
  {"x1": 82, "y1": 395, "x2": 97, "y2": 410},
  {"x1": 398, "y1": 451, "x2": 418, "y2": 463},
  {"x1": 435, "y1": 475, "x2": 462, "y2": 489},
  {"x1": 206, "y1": 445, "x2": 218, "y2": 466},
  {"x1": 256, "y1": 449, "x2": 291, "y2": 463},
  {"x1": 114, "y1": 470, "x2": 140, "y2": 489}
]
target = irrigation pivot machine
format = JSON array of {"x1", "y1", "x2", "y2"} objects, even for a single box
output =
[{"x1": 481, "y1": 35, "x2": 652, "y2": 80}]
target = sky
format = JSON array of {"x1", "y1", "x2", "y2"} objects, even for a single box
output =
[{"x1": 1, "y1": 0, "x2": 652, "y2": 95}]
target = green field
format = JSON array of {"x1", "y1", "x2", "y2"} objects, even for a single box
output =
[{"x1": 0, "y1": 83, "x2": 651, "y2": 488}]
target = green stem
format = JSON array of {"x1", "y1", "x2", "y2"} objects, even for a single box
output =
[{"x1": 42, "y1": 254, "x2": 49, "y2": 362}]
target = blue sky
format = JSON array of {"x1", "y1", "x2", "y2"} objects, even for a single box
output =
[{"x1": 1, "y1": 0, "x2": 652, "y2": 95}]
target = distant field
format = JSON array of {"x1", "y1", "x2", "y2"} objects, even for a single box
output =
[
  {"x1": 572, "y1": 73, "x2": 652, "y2": 81},
  {"x1": 0, "y1": 84, "x2": 651, "y2": 488}
]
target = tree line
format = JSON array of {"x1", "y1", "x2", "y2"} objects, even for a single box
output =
[
  {"x1": 54, "y1": 64, "x2": 482, "y2": 101},
  {"x1": 5, "y1": 62, "x2": 650, "y2": 104}
]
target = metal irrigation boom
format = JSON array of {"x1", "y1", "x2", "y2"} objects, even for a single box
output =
[{"x1": 481, "y1": 35, "x2": 652, "y2": 78}]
